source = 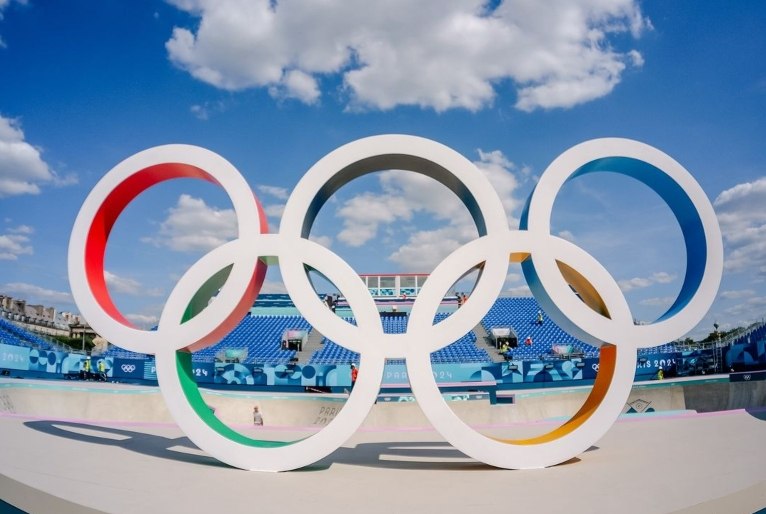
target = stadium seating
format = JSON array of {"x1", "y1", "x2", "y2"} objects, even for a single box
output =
[
  {"x1": 193, "y1": 314, "x2": 310, "y2": 364},
  {"x1": 1, "y1": 295, "x2": 680, "y2": 366},
  {"x1": 310, "y1": 317, "x2": 360, "y2": 365},
  {"x1": 0, "y1": 317, "x2": 55, "y2": 351},
  {"x1": 481, "y1": 297, "x2": 677, "y2": 359},
  {"x1": 310, "y1": 312, "x2": 491, "y2": 365}
]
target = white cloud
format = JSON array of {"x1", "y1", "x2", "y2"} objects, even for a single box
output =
[
  {"x1": 256, "y1": 185, "x2": 290, "y2": 222},
  {"x1": 0, "y1": 224, "x2": 33, "y2": 260},
  {"x1": 258, "y1": 279, "x2": 287, "y2": 294},
  {"x1": 639, "y1": 296, "x2": 675, "y2": 307},
  {"x1": 1, "y1": 282, "x2": 72, "y2": 304},
  {"x1": 334, "y1": 148, "x2": 523, "y2": 255},
  {"x1": 104, "y1": 271, "x2": 163, "y2": 297},
  {"x1": 0, "y1": 0, "x2": 23, "y2": 49},
  {"x1": 0, "y1": 115, "x2": 55, "y2": 197},
  {"x1": 719, "y1": 289, "x2": 756, "y2": 300},
  {"x1": 141, "y1": 194, "x2": 237, "y2": 252},
  {"x1": 721, "y1": 296, "x2": 766, "y2": 321},
  {"x1": 309, "y1": 234, "x2": 332, "y2": 249},
  {"x1": 618, "y1": 271, "x2": 677, "y2": 292},
  {"x1": 264, "y1": 203, "x2": 285, "y2": 219},
  {"x1": 557, "y1": 230, "x2": 576, "y2": 242},
  {"x1": 0, "y1": 1, "x2": 21, "y2": 17},
  {"x1": 336, "y1": 190, "x2": 412, "y2": 247},
  {"x1": 190, "y1": 104, "x2": 210, "y2": 120},
  {"x1": 474, "y1": 149, "x2": 520, "y2": 224},
  {"x1": 714, "y1": 177, "x2": 766, "y2": 276},
  {"x1": 125, "y1": 313, "x2": 160, "y2": 329},
  {"x1": 388, "y1": 225, "x2": 474, "y2": 271},
  {"x1": 651, "y1": 271, "x2": 675, "y2": 284},
  {"x1": 190, "y1": 99, "x2": 228, "y2": 120},
  {"x1": 257, "y1": 185, "x2": 289, "y2": 223},
  {"x1": 257, "y1": 185, "x2": 290, "y2": 200},
  {"x1": 618, "y1": 276, "x2": 651, "y2": 292},
  {"x1": 505, "y1": 284, "x2": 532, "y2": 297},
  {"x1": 165, "y1": 0, "x2": 648, "y2": 112},
  {"x1": 270, "y1": 69, "x2": 320, "y2": 104}
]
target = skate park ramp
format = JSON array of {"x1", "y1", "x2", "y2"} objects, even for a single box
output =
[{"x1": 1, "y1": 377, "x2": 765, "y2": 513}]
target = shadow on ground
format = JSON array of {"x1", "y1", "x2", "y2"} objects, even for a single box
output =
[{"x1": 23, "y1": 419, "x2": 593, "y2": 472}]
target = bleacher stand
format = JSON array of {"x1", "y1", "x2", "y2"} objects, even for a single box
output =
[
  {"x1": 193, "y1": 314, "x2": 310, "y2": 364},
  {"x1": 0, "y1": 317, "x2": 55, "y2": 351},
  {"x1": 310, "y1": 312, "x2": 491, "y2": 365},
  {"x1": 481, "y1": 297, "x2": 677, "y2": 359}
]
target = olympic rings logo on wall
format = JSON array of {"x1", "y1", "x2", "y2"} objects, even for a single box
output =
[
  {"x1": 121, "y1": 364, "x2": 136, "y2": 373},
  {"x1": 68, "y1": 135, "x2": 722, "y2": 471}
]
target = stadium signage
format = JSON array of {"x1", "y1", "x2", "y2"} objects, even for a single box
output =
[{"x1": 69, "y1": 135, "x2": 722, "y2": 471}]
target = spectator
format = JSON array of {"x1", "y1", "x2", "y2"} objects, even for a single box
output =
[
  {"x1": 524, "y1": 336, "x2": 533, "y2": 346},
  {"x1": 350, "y1": 363, "x2": 358, "y2": 387},
  {"x1": 536, "y1": 310, "x2": 544, "y2": 325}
]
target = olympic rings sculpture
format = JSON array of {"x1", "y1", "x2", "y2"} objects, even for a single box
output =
[{"x1": 68, "y1": 135, "x2": 722, "y2": 471}]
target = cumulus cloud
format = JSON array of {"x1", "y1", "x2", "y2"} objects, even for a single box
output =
[
  {"x1": 190, "y1": 104, "x2": 210, "y2": 120},
  {"x1": 388, "y1": 224, "x2": 475, "y2": 271},
  {"x1": 0, "y1": 115, "x2": 54, "y2": 197},
  {"x1": 335, "y1": 148, "x2": 523, "y2": 254},
  {"x1": 639, "y1": 296, "x2": 675, "y2": 307},
  {"x1": 714, "y1": 177, "x2": 766, "y2": 276},
  {"x1": 0, "y1": 224, "x2": 33, "y2": 260},
  {"x1": 1, "y1": 282, "x2": 72, "y2": 304},
  {"x1": 618, "y1": 271, "x2": 677, "y2": 292},
  {"x1": 257, "y1": 185, "x2": 290, "y2": 223},
  {"x1": 505, "y1": 284, "x2": 532, "y2": 297},
  {"x1": 0, "y1": 0, "x2": 24, "y2": 49},
  {"x1": 165, "y1": 0, "x2": 648, "y2": 112},
  {"x1": 719, "y1": 289, "x2": 756, "y2": 300},
  {"x1": 721, "y1": 296, "x2": 766, "y2": 321},
  {"x1": 336, "y1": 191, "x2": 412, "y2": 246},
  {"x1": 258, "y1": 279, "x2": 288, "y2": 294},
  {"x1": 257, "y1": 185, "x2": 290, "y2": 200},
  {"x1": 190, "y1": 99, "x2": 229, "y2": 120},
  {"x1": 309, "y1": 234, "x2": 332, "y2": 249},
  {"x1": 331, "y1": 148, "x2": 526, "y2": 273},
  {"x1": 125, "y1": 313, "x2": 160, "y2": 329},
  {"x1": 141, "y1": 194, "x2": 237, "y2": 252},
  {"x1": 263, "y1": 203, "x2": 285, "y2": 219},
  {"x1": 474, "y1": 149, "x2": 521, "y2": 222},
  {"x1": 105, "y1": 271, "x2": 163, "y2": 297}
]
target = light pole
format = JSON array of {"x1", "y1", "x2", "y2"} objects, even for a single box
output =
[{"x1": 713, "y1": 322, "x2": 720, "y2": 373}]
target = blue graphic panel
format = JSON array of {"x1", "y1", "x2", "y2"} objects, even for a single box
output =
[
  {"x1": 191, "y1": 362, "x2": 215, "y2": 383},
  {"x1": 0, "y1": 343, "x2": 30, "y2": 371},
  {"x1": 143, "y1": 360, "x2": 157, "y2": 380},
  {"x1": 214, "y1": 362, "x2": 254, "y2": 385},
  {"x1": 635, "y1": 353, "x2": 679, "y2": 380},
  {"x1": 113, "y1": 358, "x2": 146, "y2": 380}
]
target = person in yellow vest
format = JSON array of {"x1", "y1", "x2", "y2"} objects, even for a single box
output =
[
  {"x1": 657, "y1": 368, "x2": 664, "y2": 380},
  {"x1": 98, "y1": 360, "x2": 106, "y2": 381},
  {"x1": 83, "y1": 357, "x2": 91, "y2": 380}
]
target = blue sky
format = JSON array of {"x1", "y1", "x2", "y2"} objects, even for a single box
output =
[{"x1": 0, "y1": 0, "x2": 764, "y2": 339}]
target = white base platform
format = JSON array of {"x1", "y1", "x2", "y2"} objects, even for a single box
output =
[{"x1": 2, "y1": 406, "x2": 766, "y2": 514}]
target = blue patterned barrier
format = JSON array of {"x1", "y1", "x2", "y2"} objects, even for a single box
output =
[{"x1": 0, "y1": 342, "x2": 723, "y2": 389}]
